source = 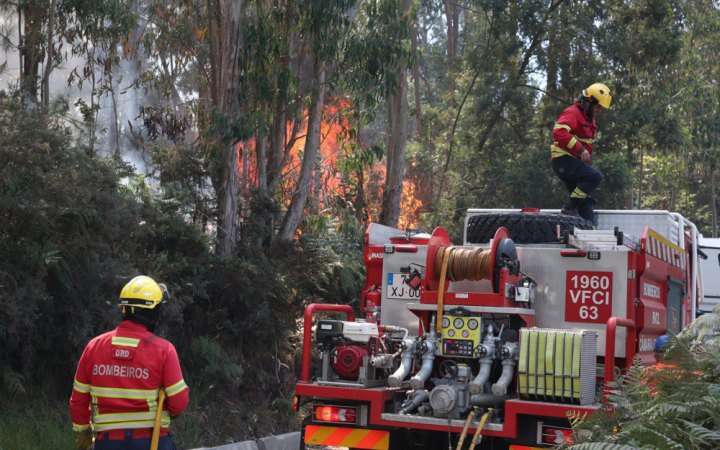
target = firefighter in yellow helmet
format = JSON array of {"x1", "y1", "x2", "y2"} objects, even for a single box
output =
[
  {"x1": 551, "y1": 83, "x2": 612, "y2": 223},
  {"x1": 70, "y1": 276, "x2": 189, "y2": 450}
]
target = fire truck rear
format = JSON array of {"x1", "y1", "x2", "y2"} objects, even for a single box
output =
[{"x1": 294, "y1": 209, "x2": 702, "y2": 449}]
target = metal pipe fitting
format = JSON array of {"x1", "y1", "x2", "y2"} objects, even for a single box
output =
[
  {"x1": 470, "y1": 330, "x2": 497, "y2": 394},
  {"x1": 399, "y1": 389, "x2": 429, "y2": 414},
  {"x1": 491, "y1": 359, "x2": 516, "y2": 395},
  {"x1": 388, "y1": 338, "x2": 416, "y2": 387},
  {"x1": 469, "y1": 354, "x2": 493, "y2": 394},
  {"x1": 470, "y1": 393, "x2": 506, "y2": 407},
  {"x1": 370, "y1": 353, "x2": 396, "y2": 368},
  {"x1": 491, "y1": 342, "x2": 518, "y2": 395},
  {"x1": 410, "y1": 337, "x2": 436, "y2": 389}
]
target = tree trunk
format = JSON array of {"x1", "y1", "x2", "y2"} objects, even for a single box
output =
[
  {"x1": 19, "y1": 1, "x2": 45, "y2": 105},
  {"x1": 242, "y1": 140, "x2": 250, "y2": 196},
  {"x1": 626, "y1": 140, "x2": 634, "y2": 208},
  {"x1": 712, "y1": 164, "x2": 718, "y2": 237},
  {"x1": 277, "y1": 58, "x2": 326, "y2": 243},
  {"x1": 217, "y1": 142, "x2": 241, "y2": 256},
  {"x1": 444, "y1": 0, "x2": 459, "y2": 62},
  {"x1": 638, "y1": 146, "x2": 644, "y2": 208},
  {"x1": 267, "y1": 7, "x2": 293, "y2": 197},
  {"x1": 257, "y1": 129, "x2": 268, "y2": 195},
  {"x1": 109, "y1": 75, "x2": 121, "y2": 157},
  {"x1": 267, "y1": 89, "x2": 286, "y2": 195},
  {"x1": 411, "y1": 21, "x2": 422, "y2": 139},
  {"x1": 380, "y1": 66, "x2": 408, "y2": 228},
  {"x1": 545, "y1": 15, "x2": 559, "y2": 99},
  {"x1": 40, "y1": 0, "x2": 54, "y2": 111},
  {"x1": 88, "y1": 47, "x2": 98, "y2": 156},
  {"x1": 212, "y1": 0, "x2": 244, "y2": 257}
]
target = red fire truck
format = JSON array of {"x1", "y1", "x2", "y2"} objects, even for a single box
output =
[{"x1": 294, "y1": 209, "x2": 702, "y2": 449}]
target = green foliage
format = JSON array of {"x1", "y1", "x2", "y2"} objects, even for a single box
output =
[
  {"x1": 187, "y1": 336, "x2": 244, "y2": 389},
  {"x1": 0, "y1": 88, "x2": 367, "y2": 442},
  {"x1": 569, "y1": 331, "x2": 720, "y2": 450},
  {"x1": 342, "y1": 0, "x2": 415, "y2": 111},
  {"x1": 593, "y1": 151, "x2": 632, "y2": 209}
]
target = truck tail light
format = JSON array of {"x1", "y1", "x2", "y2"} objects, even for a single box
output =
[
  {"x1": 540, "y1": 425, "x2": 574, "y2": 445},
  {"x1": 314, "y1": 405, "x2": 358, "y2": 424}
]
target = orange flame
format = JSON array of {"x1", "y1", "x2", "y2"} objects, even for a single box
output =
[{"x1": 237, "y1": 98, "x2": 424, "y2": 230}]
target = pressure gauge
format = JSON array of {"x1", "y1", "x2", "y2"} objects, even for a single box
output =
[
  {"x1": 453, "y1": 318, "x2": 464, "y2": 329},
  {"x1": 462, "y1": 330, "x2": 470, "y2": 338},
  {"x1": 467, "y1": 319, "x2": 479, "y2": 330},
  {"x1": 442, "y1": 317, "x2": 450, "y2": 328},
  {"x1": 447, "y1": 329, "x2": 456, "y2": 337}
]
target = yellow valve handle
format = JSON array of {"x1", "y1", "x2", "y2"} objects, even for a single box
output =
[{"x1": 150, "y1": 389, "x2": 166, "y2": 450}]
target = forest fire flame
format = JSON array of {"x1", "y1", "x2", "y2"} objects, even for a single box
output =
[{"x1": 236, "y1": 99, "x2": 423, "y2": 229}]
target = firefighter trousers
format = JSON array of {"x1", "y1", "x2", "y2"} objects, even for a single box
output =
[{"x1": 551, "y1": 155, "x2": 603, "y2": 222}]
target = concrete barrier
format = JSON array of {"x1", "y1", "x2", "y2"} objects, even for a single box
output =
[
  {"x1": 190, "y1": 441, "x2": 259, "y2": 450},
  {"x1": 257, "y1": 432, "x2": 301, "y2": 450},
  {"x1": 191, "y1": 431, "x2": 300, "y2": 450}
]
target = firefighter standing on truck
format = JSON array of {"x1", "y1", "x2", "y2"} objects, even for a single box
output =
[
  {"x1": 551, "y1": 83, "x2": 612, "y2": 222},
  {"x1": 69, "y1": 276, "x2": 189, "y2": 450}
]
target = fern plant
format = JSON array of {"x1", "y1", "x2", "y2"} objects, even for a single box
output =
[{"x1": 568, "y1": 327, "x2": 720, "y2": 450}]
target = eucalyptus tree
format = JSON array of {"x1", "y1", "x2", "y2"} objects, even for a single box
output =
[{"x1": 277, "y1": 0, "x2": 357, "y2": 242}]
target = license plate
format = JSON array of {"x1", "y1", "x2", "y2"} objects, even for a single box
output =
[{"x1": 386, "y1": 273, "x2": 420, "y2": 300}]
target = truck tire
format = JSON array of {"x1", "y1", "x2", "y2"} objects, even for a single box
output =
[{"x1": 465, "y1": 213, "x2": 592, "y2": 244}]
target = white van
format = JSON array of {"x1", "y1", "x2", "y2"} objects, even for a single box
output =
[{"x1": 699, "y1": 237, "x2": 720, "y2": 314}]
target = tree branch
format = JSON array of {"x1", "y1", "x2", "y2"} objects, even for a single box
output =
[{"x1": 518, "y1": 83, "x2": 566, "y2": 103}]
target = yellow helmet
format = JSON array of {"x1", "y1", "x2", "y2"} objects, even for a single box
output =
[
  {"x1": 582, "y1": 83, "x2": 612, "y2": 109},
  {"x1": 119, "y1": 275, "x2": 166, "y2": 310}
]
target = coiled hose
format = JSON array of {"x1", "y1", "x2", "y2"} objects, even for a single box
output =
[{"x1": 434, "y1": 246, "x2": 493, "y2": 282}]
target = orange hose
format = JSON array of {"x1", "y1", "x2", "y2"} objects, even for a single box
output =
[
  {"x1": 455, "y1": 409, "x2": 476, "y2": 450},
  {"x1": 435, "y1": 246, "x2": 492, "y2": 282},
  {"x1": 469, "y1": 409, "x2": 492, "y2": 448},
  {"x1": 435, "y1": 247, "x2": 452, "y2": 335}
]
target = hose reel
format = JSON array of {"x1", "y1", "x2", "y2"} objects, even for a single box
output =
[{"x1": 432, "y1": 240, "x2": 519, "y2": 285}]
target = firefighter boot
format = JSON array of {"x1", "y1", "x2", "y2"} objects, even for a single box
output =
[
  {"x1": 578, "y1": 197, "x2": 597, "y2": 225},
  {"x1": 561, "y1": 198, "x2": 582, "y2": 217}
]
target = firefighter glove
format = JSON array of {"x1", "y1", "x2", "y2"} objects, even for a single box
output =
[
  {"x1": 580, "y1": 149, "x2": 592, "y2": 164},
  {"x1": 74, "y1": 430, "x2": 93, "y2": 450}
]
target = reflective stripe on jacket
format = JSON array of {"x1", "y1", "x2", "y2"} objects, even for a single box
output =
[
  {"x1": 69, "y1": 320, "x2": 189, "y2": 432},
  {"x1": 551, "y1": 102, "x2": 597, "y2": 159}
]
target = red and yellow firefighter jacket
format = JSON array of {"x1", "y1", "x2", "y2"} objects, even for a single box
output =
[
  {"x1": 551, "y1": 102, "x2": 597, "y2": 159},
  {"x1": 69, "y1": 320, "x2": 189, "y2": 433}
]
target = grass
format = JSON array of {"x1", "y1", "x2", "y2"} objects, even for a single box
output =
[
  {"x1": 0, "y1": 397, "x2": 74, "y2": 450},
  {"x1": 0, "y1": 387, "x2": 300, "y2": 450},
  {"x1": 0, "y1": 396, "x2": 205, "y2": 450}
]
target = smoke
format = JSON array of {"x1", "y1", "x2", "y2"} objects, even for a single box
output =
[{"x1": 0, "y1": 9, "x2": 151, "y2": 174}]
